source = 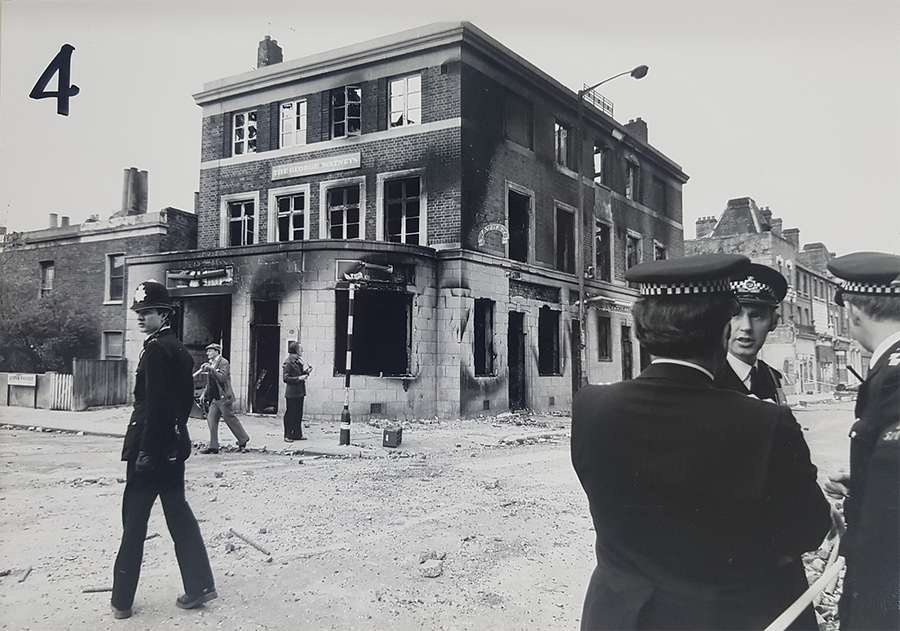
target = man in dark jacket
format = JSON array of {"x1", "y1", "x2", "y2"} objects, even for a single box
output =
[
  {"x1": 715, "y1": 263, "x2": 789, "y2": 405},
  {"x1": 282, "y1": 341, "x2": 312, "y2": 441},
  {"x1": 571, "y1": 254, "x2": 831, "y2": 630},
  {"x1": 110, "y1": 280, "x2": 216, "y2": 619},
  {"x1": 824, "y1": 252, "x2": 900, "y2": 631}
]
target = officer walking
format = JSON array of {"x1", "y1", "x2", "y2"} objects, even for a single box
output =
[
  {"x1": 823, "y1": 252, "x2": 900, "y2": 631},
  {"x1": 571, "y1": 254, "x2": 831, "y2": 630},
  {"x1": 197, "y1": 342, "x2": 249, "y2": 454},
  {"x1": 715, "y1": 263, "x2": 789, "y2": 404},
  {"x1": 111, "y1": 280, "x2": 217, "y2": 619}
]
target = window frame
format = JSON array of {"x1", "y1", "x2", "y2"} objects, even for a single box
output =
[
  {"x1": 319, "y1": 176, "x2": 366, "y2": 240},
  {"x1": 279, "y1": 99, "x2": 308, "y2": 148},
  {"x1": 653, "y1": 239, "x2": 667, "y2": 261},
  {"x1": 554, "y1": 120, "x2": 571, "y2": 169},
  {"x1": 625, "y1": 230, "x2": 644, "y2": 280},
  {"x1": 625, "y1": 160, "x2": 640, "y2": 202},
  {"x1": 102, "y1": 330, "x2": 125, "y2": 360},
  {"x1": 331, "y1": 85, "x2": 362, "y2": 139},
  {"x1": 388, "y1": 74, "x2": 422, "y2": 129},
  {"x1": 219, "y1": 191, "x2": 260, "y2": 247},
  {"x1": 505, "y1": 180, "x2": 534, "y2": 264},
  {"x1": 232, "y1": 109, "x2": 258, "y2": 155},
  {"x1": 473, "y1": 298, "x2": 496, "y2": 377},
  {"x1": 105, "y1": 252, "x2": 126, "y2": 303},
  {"x1": 596, "y1": 313, "x2": 612, "y2": 361},
  {"x1": 554, "y1": 202, "x2": 576, "y2": 275},
  {"x1": 376, "y1": 169, "x2": 427, "y2": 246},
  {"x1": 592, "y1": 144, "x2": 606, "y2": 185},
  {"x1": 267, "y1": 183, "x2": 311, "y2": 243},
  {"x1": 333, "y1": 289, "x2": 413, "y2": 377},
  {"x1": 538, "y1": 306, "x2": 561, "y2": 376},
  {"x1": 39, "y1": 260, "x2": 54, "y2": 298},
  {"x1": 504, "y1": 91, "x2": 534, "y2": 149},
  {"x1": 593, "y1": 219, "x2": 613, "y2": 282}
]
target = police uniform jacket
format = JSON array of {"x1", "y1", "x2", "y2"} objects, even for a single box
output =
[
  {"x1": 122, "y1": 328, "x2": 195, "y2": 462},
  {"x1": 201, "y1": 355, "x2": 235, "y2": 402},
  {"x1": 572, "y1": 362, "x2": 831, "y2": 630},
  {"x1": 839, "y1": 334, "x2": 900, "y2": 630},
  {"x1": 715, "y1": 357, "x2": 783, "y2": 403},
  {"x1": 282, "y1": 353, "x2": 309, "y2": 399}
]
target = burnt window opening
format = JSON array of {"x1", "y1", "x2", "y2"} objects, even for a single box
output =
[
  {"x1": 328, "y1": 185, "x2": 361, "y2": 239},
  {"x1": 625, "y1": 162, "x2": 640, "y2": 202},
  {"x1": 385, "y1": 177, "x2": 421, "y2": 245},
  {"x1": 554, "y1": 121, "x2": 571, "y2": 168},
  {"x1": 538, "y1": 306, "x2": 560, "y2": 376},
  {"x1": 654, "y1": 241, "x2": 667, "y2": 261},
  {"x1": 593, "y1": 145, "x2": 606, "y2": 185},
  {"x1": 596, "y1": 314, "x2": 611, "y2": 361},
  {"x1": 474, "y1": 298, "x2": 495, "y2": 376},
  {"x1": 594, "y1": 221, "x2": 611, "y2": 282},
  {"x1": 331, "y1": 85, "x2": 362, "y2": 139},
  {"x1": 334, "y1": 290, "x2": 411, "y2": 376},
  {"x1": 504, "y1": 92, "x2": 533, "y2": 149},
  {"x1": 228, "y1": 200, "x2": 255, "y2": 246},
  {"x1": 555, "y1": 207, "x2": 575, "y2": 274},
  {"x1": 651, "y1": 176, "x2": 667, "y2": 213},
  {"x1": 277, "y1": 193, "x2": 305, "y2": 242},
  {"x1": 508, "y1": 190, "x2": 530, "y2": 263},
  {"x1": 626, "y1": 232, "x2": 642, "y2": 289}
]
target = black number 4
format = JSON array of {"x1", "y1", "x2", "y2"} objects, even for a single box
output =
[{"x1": 29, "y1": 44, "x2": 80, "y2": 116}]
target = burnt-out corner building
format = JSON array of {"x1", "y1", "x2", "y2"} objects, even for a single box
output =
[{"x1": 126, "y1": 22, "x2": 688, "y2": 421}]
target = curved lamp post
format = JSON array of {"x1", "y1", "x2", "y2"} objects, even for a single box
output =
[{"x1": 574, "y1": 65, "x2": 648, "y2": 391}]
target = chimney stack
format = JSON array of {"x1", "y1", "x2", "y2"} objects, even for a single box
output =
[
  {"x1": 624, "y1": 118, "x2": 648, "y2": 143},
  {"x1": 759, "y1": 206, "x2": 772, "y2": 230},
  {"x1": 770, "y1": 217, "x2": 783, "y2": 236},
  {"x1": 782, "y1": 228, "x2": 800, "y2": 249},
  {"x1": 257, "y1": 35, "x2": 283, "y2": 68},
  {"x1": 61, "y1": 216, "x2": 70, "y2": 227},
  {"x1": 121, "y1": 167, "x2": 149, "y2": 215},
  {"x1": 695, "y1": 216, "x2": 718, "y2": 238},
  {"x1": 49, "y1": 213, "x2": 59, "y2": 229}
]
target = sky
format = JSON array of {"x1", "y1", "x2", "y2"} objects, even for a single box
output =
[{"x1": 1, "y1": 0, "x2": 897, "y2": 254}]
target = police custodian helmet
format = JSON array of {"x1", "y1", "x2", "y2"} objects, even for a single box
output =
[{"x1": 130, "y1": 280, "x2": 175, "y2": 312}]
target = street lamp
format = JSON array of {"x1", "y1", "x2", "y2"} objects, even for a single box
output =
[{"x1": 574, "y1": 65, "x2": 648, "y2": 391}]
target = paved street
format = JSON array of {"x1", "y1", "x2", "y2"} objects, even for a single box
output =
[{"x1": 0, "y1": 401, "x2": 855, "y2": 630}]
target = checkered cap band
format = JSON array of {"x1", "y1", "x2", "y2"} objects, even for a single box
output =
[
  {"x1": 639, "y1": 278, "x2": 732, "y2": 296},
  {"x1": 731, "y1": 276, "x2": 772, "y2": 295},
  {"x1": 840, "y1": 280, "x2": 900, "y2": 296}
]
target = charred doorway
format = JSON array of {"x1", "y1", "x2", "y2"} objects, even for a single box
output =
[
  {"x1": 249, "y1": 300, "x2": 280, "y2": 414},
  {"x1": 176, "y1": 295, "x2": 232, "y2": 370},
  {"x1": 507, "y1": 311, "x2": 526, "y2": 410},
  {"x1": 621, "y1": 324, "x2": 634, "y2": 381},
  {"x1": 571, "y1": 317, "x2": 582, "y2": 394}
]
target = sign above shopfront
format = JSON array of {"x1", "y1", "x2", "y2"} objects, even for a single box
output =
[{"x1": 272, "y1": 152, "x2": 361, "y2": 181}]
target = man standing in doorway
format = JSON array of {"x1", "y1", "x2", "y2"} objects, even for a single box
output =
[
  {"x1": 824, "y1": 252, "x2": 900, "y2": 631},
  {"x1": 715, "y1": 263, "x2": 789, "y2": 403},
  {"x1": 111, "y1": 280, "x2": 216, "y2": 619},
  {"x1": 198, "y1": 343, "x2": 249, "y2": 454}
]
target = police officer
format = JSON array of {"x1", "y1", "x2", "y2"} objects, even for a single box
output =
[
  {"x1": 571, "y1": 254, "x2": 831, "y2": 630},
  {"x1": 715, "y1": 263, "x2": 789, "y2": 404},
  {"x1": 110, "y1": 280, "x2": 217, "y2": 619},
  {"x1": 823, "y1": 252, "x2": 900, "y2": 631}
]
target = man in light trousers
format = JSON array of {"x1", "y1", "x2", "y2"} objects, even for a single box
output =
[{"x1": 197, "y1": 343, "x2": 249, "y2": 454}]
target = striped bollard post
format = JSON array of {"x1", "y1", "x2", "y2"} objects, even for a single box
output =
[{"x1": 339, "y1": 283, "x2": 355, "y2": 445}]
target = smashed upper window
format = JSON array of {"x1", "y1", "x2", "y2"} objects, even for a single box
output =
[
  {"x1": 389, "y1": 75, "x2": 421, "y2": 128},
  {"x1": 332, "y1": 86, "x2": 362, "y2": 138},
  {"x1": 233, "y1": 110, "x2": 257, "y2": 155}
]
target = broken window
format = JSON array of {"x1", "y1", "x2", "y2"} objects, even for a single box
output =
[
  {"x1": 38, "y1": 261, "x2": 54, "y2": 297},
  {"x1": 228, "y1": 200, "x2": 255, "y2": 246},
  {"x1": 504, "y1": 92, "x2": 533, "y2": 149},
  {"x1": 554, "y1": 121, "x2": 570, "y2": 168},
  {"x1": 538, "y1": 306, "x2": 560, "y2": 375},
  {"x1": 596, "y1": 314, "x2": 611, "y2": 361},
  {"x1": 107, "y1": 253, "x2": 125, "y2": 301},
  {"x1": 651, "y1": 176, "x2": 667, "y2": 213},
  {"x1": 331, "y1": 86, "x2": 362, "y2": 138},
  {"x1": 334, "y1": 289, "x2": 411, "y2": 376},
  {"x1": 593, "y1": 145, "x2": 605, "y2": 185},
  {"x1": 389, "y1": 75, "x2": 421, "y2": 127},
  {"x1": 276, "y1": 193, "x2": 305, "y2": 241},
  {"x1": 555, "y1": 207, "x2": 575, "y2": 274},
  {"x1": 508, "y1": 189, "x2": 530, "y2": 263},
  {"x1": 474, "y1": 298, "x2": 495, "y2": 376},
  {"x1": 654, "y1": 241, "x2": 667, "y2": 261},
  {"x1": 233, "y1": 110, "x2": 257, "y2": 155},
  {"x1": 594, "y1": 221, "x2": 611, "y2": 281},
  {"x1": 328, "y1": 186, "x2": 361, "y2": 239},
  {"x1": 626, "y1": 233, "x2": 642, "y2": 288},
  {"x1": 625, "y1": 161, "x2": 640, "y2": 201},
  {"x1": 385, "y1": 177, "x2": 420, "y2": 244},
  {"x1": 280, "y1": 99, "x2": 307, "y2": 147}
]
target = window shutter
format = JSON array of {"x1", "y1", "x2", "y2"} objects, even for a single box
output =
[
  {"x1": 270, "y1": 101, "x2": 280, "y2": 150},
  {"x1": 222, "y1": 112, "x2": 232, "y2": 158},
  {"x1": 321, "y1": 90, "x2": 331, "y2": 141},
  {"x1": 377, "y1": 77, "x2": 388, "y2": 132}
]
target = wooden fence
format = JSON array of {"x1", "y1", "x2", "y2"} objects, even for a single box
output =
[
  {"x1": 72, "y1": 359, "x2": 128, "y2": 409},
  {"x1": 49, "y1": 373, "x2": 73, "y2": 410}
]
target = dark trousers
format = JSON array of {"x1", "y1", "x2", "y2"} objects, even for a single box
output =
[
  {"x1": 284, "y1": 396, "x2": 304, "y2": 439},
  {"x1": 111, "y1": 459, "x2": 214, "y2": 610}
]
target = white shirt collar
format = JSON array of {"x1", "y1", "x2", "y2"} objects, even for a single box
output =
[
  {"x1": 726, "y1": 353, "x2": 756, "y2": 384},
  {"x1": 650, "y1": 358, "x2": 715, "y2": 381},
  {"x1": 869, "y1": 329, "x2": 900, "y2": 369}
]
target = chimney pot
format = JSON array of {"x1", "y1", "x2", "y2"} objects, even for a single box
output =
[
  {"x1": 257, "y1": 35, "x2": 283, "y2": 68},
  {"x1": 61, "y1": 216, "x2": 70, "y2": 227},
  {"x1": 49, "y1": 213, "x2": 59, "y2": 228},
  {"x1": 624, "y1": 117, "x2": 648, "y2": 143}
]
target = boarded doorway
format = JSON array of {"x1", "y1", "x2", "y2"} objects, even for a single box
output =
[
  {"x1": 249, "y1": 300, "x2": 280, "y2": 414},
  {"x1": 507, "y1": 311, "x2": 526, "y2": 410},
  {"x1": 621, "y1": 324, "x2": 634, "y2": 381}
]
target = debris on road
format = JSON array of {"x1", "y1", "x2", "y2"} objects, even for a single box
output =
[
  {"x1": 17, "y1": 567, "x2": 32, "y2": 583},
  {"x1": 82, "y1": 586, "x2": 112, "y2": 593},
  {"x1": 229, "y1": 527, "x2": 272, "y2": 558},
  {"x1": 419, "y1": 559, "x2": 443, "y2": 578}
]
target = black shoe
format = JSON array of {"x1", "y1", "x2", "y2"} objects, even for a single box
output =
[
  {"x1": 200, "y1": 447, "x2": 219, "y2": 455},
  {"x1": 237, "y1": 440, "x2": 249, "y2": 452},
  {"x1": 111, "y1": 604, "x2": 132, "y2": 619},
  {"x1": 284, "y1": 437, "x2": 294, "y2": 443},
  {"x1": 175, "y1": 588, "x2": 218, "y2": 609}
]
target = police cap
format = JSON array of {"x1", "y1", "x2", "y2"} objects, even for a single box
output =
[
  {"x1": 130, "y1": 280, "x2": 174, "y2": 312},
  {"x1": 731, "y1": 263, "x2": 788, "y2": 306},
  {"x1": 827, "y1": 251, "x2": 900, "y2": 306},
  {"x1": 625, "y1": 253, "x2": 751, "y2": 297}
]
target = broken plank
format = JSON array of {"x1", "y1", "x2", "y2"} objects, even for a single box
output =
[
  {"x1": 18, "y1": 567, "x2": 32, "y2": 583},
  {"x1": 228, "y1": 528, "x2": 272, "y2": 557},
  {"x1": 82, "y1": 586, "x2": 113, "y2": 593}
]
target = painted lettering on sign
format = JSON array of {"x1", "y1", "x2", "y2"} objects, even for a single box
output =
[
  {"x1": 272, "y1": 152, "x2": 361, "y2": 181},
  {"x1": 8, "y1": 374, "x2": 38, "y2": 387}
]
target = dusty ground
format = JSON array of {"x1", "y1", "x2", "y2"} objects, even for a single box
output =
[{"x1": 0, "y1": 402, "x2": 854, "y2": 630}]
